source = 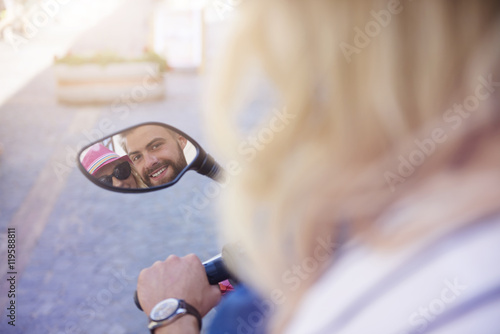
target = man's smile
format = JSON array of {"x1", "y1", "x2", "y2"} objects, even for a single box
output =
[{"x1": 149, "y1": 165, "x2": 168, "y2": 179}]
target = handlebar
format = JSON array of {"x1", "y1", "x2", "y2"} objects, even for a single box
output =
[{"x1": 203, "y1": 254, "x2": 231, "y2": 284}]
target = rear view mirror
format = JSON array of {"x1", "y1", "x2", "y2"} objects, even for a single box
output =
[{"x1": 77, "y1": 122, "x2": 222, "y2": 193}]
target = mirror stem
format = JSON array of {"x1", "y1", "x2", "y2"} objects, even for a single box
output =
[{"x1": 197, "y1": 154, "x2": 224, "y2": 182}]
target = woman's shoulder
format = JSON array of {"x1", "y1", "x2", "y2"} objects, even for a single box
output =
[{"x1": 285, "y1": 212, "x2": 500, "y2": 334}]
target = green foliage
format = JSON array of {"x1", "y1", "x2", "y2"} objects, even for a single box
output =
[{"x1": 54, "y1": 51, "x2": 169, "y2": 72}]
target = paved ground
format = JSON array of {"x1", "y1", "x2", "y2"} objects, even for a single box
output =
[
  {"x1": 0, "y1": 0, "x2": 125, "y2": 106},
  {"x1": 0, "y1": 2, "x2": 278, "y2": 332},
  {"x1": 0, "y1": 66, "x2": 223, "y2": 333},
  {"x1": 0, "y1": 1, "x2": 234, "y2": 333}
]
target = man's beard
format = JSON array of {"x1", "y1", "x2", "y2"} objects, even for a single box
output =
[{"x1": 143, "y1": 157, "x2": 187, "y2": 186}]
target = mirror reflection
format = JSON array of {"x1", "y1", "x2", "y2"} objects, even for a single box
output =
[{"x1": 80, "y1": 124, "x2": 197, "y2": 189}]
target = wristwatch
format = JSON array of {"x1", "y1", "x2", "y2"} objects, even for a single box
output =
[{"x1": 148, "y1": 298, "x2": 202, "y2": 333}]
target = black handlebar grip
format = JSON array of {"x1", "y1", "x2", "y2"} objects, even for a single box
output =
[
  {"x1": 203, "y1": 254, "x2": 230, "y2": 285},
  {"x1": 134, "y1": 290, "x2": 143, "y2": 311}
]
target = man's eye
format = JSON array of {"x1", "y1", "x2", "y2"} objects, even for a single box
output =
[
  {"x1": 152, "y1": 143, "x2": 162, "y2": 150},
  {"x1": 131, "y1": 155, "x2": 140, "y2": 162}
]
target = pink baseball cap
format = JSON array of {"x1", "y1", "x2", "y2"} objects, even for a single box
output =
[{"x1": 81, "y1": 143, "x2": 132, "y2": 175}]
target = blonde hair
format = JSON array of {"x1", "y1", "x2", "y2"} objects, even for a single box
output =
[
  {"x1": 206, "y1": 0, "x2": 500, "y2": 314},
  {"x1": 131, "y1": 165, "x2": 148, "y2": 189}
]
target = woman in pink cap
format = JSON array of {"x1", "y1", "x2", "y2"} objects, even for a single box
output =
[{"x1": 81, "y1": 143, "x2": 147, "y2": 189}]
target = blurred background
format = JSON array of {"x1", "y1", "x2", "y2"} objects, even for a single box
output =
[{"x1": 0, "y1": 0, "x2": 252, "y2": 332}]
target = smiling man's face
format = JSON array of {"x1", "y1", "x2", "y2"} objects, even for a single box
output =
[{"x1": 124, "y1": 125, "x2": 187, "y2": 187}]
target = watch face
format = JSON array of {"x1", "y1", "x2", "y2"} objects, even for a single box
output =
[{"x1": 150, "y1": 299, "x2": 180, "y2": 321}]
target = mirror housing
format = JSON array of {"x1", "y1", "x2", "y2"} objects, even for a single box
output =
[{"x1": 77, "y1": 122, "x2": 222, "y2": 193}]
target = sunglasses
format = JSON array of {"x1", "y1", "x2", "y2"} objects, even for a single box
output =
[{"x1": 97, "y1": 161, "x2": 132, "y2": 186}]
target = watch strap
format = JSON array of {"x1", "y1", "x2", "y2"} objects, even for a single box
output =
[{"x1": 179, "y1": 300, "x2": 202, "y2": 330}]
